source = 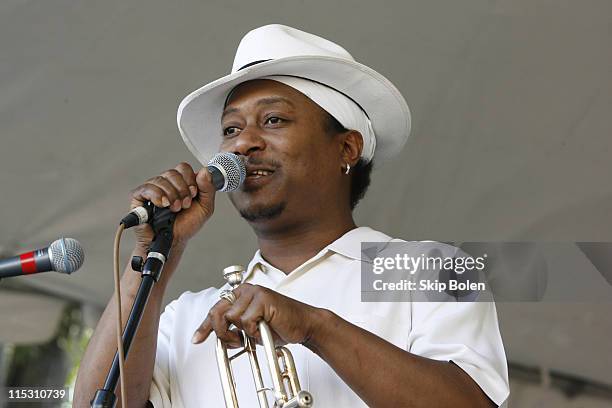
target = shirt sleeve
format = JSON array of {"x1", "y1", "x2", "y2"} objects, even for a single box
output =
[
  {"x1": 408, "y1": 301, "x2": 510, "y2": 406},
  {"x1": 148, "y1": 300, "x2": 177, "y2": 408}
]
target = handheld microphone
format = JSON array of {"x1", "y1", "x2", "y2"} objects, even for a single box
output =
[
  {"x1": 0, "y1": 238, "x2": 85, "y2": 279},
  {"x1": 120, "y1": 152, "x2": 246, "y2": 228}
]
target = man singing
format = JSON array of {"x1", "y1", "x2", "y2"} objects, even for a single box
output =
[{"x1": 74, "y1": 24, "x2": 509, "y2": 407}]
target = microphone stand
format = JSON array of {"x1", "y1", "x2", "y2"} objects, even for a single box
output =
[{"x1": 91, "y1": 207, "x2": 176, "y2": 408}]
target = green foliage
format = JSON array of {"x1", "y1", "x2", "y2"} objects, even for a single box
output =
[{"x1": 4, "y1": 302, "x2": 93, "y2": 406}]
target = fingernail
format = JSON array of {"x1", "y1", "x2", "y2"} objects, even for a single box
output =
[
  {"x1": 190, "y1": 186, "x2": 197, "y2": 197},
  {"x1": 182, "y1": 197, "x2": 191, "y2": 209},
  {"x1": 192, "y1": 331, "x2": 203, "y2": 344},
  {"x1": 173, "y1": 199, "x2": 181, "y2": 211},
  {"x1": 161, "y1": 197, "x2": 170, "y2": 207}
]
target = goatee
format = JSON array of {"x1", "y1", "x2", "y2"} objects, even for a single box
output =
[{"x1": 239, "y1": 202, "x2": 286, "y2": 221}]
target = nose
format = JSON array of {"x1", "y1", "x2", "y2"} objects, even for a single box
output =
[{"x1": 227, "y1": 124, "x2": 266, "y2": 157}]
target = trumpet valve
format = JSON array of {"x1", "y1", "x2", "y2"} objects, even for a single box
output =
[{"x1": 223, "y1": 265, "x2": 245, "y2": 288}]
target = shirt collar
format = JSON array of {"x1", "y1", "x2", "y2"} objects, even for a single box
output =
[
  {"x1": 243, "y1": 249, "x2": 267, "y2": 281},
  {"x1": 243, "y1": 226, "x2": 392, "y2": 280}
]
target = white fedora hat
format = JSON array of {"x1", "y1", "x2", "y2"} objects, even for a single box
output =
[{"x1": 177, "y1": 24, "x2": 411, "y2": 165}]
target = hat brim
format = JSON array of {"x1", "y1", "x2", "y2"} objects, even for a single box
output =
[{"x1": 177, "y1": 55, "x2": 411, "y2": 165}]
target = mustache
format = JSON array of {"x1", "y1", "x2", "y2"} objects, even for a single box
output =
[{"x1": 242, "y1": 156, "x2": 282, "y2": 169}]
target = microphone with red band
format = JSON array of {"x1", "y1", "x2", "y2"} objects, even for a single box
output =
[{"x1": 0, "y1": 237, "x2": 85, "y2": 279}]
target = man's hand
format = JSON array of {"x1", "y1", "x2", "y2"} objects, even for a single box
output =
[
  {"x1": 191, "y1": 283, "x2": 323, "y2": 347},
  {"x1": 129, "y1": 162, "x2": 217, "y2": 251}
]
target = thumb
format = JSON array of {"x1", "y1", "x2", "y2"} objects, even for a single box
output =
[{"x1": 195, "y1": 167, "x2": 217, "y2": 202}]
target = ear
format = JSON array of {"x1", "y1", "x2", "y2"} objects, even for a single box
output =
[{"x1": 340, "y1": 130, "x2": 364, "y2": 167}]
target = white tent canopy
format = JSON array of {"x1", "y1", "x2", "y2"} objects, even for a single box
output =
[{"x1": 1, "y1": 0, "x2": 611, "y2": 396}]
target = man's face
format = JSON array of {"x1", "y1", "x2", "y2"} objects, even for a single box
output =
[{"x1": 220, "y1": 79, "x2": 343, "y2": 226}]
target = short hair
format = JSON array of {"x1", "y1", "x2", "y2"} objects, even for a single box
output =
[{"x1": 323, "y1": 113, "x2": 374, "y2": 210}]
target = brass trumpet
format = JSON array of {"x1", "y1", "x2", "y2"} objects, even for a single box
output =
[{"x1": 215, "y1": 265, "x2": 314, "y2": 408}]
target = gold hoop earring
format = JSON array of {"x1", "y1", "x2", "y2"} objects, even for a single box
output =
[{"x1": 344, "y1": 163, "x2": 351, "y2": 175}]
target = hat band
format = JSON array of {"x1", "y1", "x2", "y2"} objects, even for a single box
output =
[
  {"x1": 237, "y1": 59, "x2": 272, "y2": 71},
  {"x1": 261, "y1": 75, "x2": 377, "y2": 163}
]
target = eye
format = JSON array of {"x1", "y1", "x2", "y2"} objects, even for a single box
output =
[
  {"x1": 223, "y1": 126, "x2": 240, "y2": 137},
  {"x1": 265, "y1": 116, "x2": 284, "y2": 125}
]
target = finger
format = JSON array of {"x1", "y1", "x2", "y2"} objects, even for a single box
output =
[
  {"x1": 130, "y1": 183, "x2": 170, "y2": 209},
  {"x1": 223, "y1": 289, "x2": 255, "y2": 330},
  {"x1": 195, "y1": 167, "x2": 217, "y2": 198},
  {"x1": 226, "y1": 328, "x2": 244, "y2": 349},
  {"x1": 193, "y1": 168, "x2": 217, "y2": 215},
  {"x1": 240, "y1": 301, "x2": 266, "y2": 339},
  {"x1": 175, "y1": 162, "x2": 198, "y2": 198},
  {"x1": 210, "y1": 301, "x2": 242, "y2": 346},
  {"x1": 191, "y1": 313, "x2": 212, "y2": 344},
  {"x1": 191, "y1": 306, "x2": 240, "y2": 345},
  {"x1": 162, "y1": 168, "x2": 192, "y2": 209},
  {"x1": 148, "y1": 175, "x2": 181, "y2": 211}
]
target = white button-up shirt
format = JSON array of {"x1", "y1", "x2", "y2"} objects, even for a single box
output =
[{"x1": 149, "y1": 227, "x2": 509, "y2": 407}]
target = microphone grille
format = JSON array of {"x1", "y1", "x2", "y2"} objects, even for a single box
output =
[
  {"x1": 49, "y1": 238, "x2": 85, "y2": 274},
  {"x1": 208, "y1": 153, "x2": 246, "y2": 192}
]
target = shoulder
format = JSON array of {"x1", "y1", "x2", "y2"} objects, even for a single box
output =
[
  {"x1": 359, "y1": 227, "x2": 464, "y2": 259},
  {"x1": 353, "y1": 226, "x2": 395, "y2": 241},
  {"x1": 356, "y1": 226, "x2": 439, "y2": 247},
  {"x1": 162, "y1": 286, "x2": 222, "y2": 316}
]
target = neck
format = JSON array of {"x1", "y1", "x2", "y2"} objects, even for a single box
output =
[{"x1": 251, "y1": 210, "x2": 356, "y2": 274}]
